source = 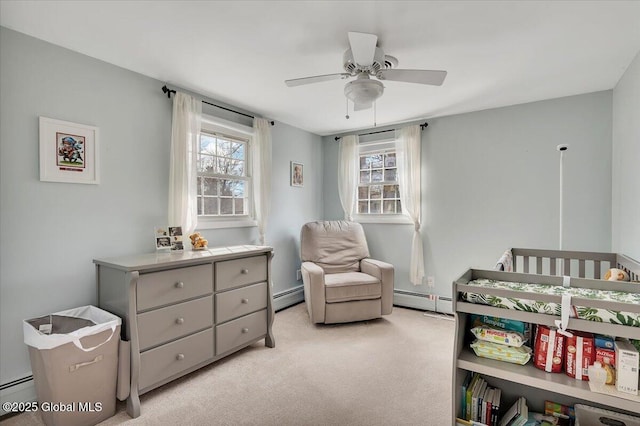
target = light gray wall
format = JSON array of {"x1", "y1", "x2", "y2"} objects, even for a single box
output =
[
  {"x1": 0, "y1": 27, "x2": 322, "y2": 384},
  {"x1": 323, "y1": 92, "x2": 613, "y2": 311},
  {"x1": 612, "y1": 50, "x2": 640, "y2": 261}
]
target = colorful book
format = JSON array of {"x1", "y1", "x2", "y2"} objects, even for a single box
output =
[
  {"x1": 461, "y1": 371, "x2": 474, "y2": 419},
  {"x1": 466, "y1": 373, "x2": 481, "y2": 420}
]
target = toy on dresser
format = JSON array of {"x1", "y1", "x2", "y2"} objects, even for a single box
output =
[{"x1": 189, "y1": 232, "x2": 208, "y2": 250}]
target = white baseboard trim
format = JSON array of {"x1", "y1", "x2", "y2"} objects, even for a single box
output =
[
  {"x1": 1, "y1": 377, "x2": 36, "y2": 417},
  {"x1": 273, "y1": 285, "x2": 304, "y2": 312},
  {"x1": 436, "y1": 297, "x2": 453, "y2": 314},
  {"x1": 393, "y1": 289, "x2": 436, "y2": 311}
]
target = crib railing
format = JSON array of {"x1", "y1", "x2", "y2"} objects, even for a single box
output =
[{"x1": 511, "y1": 248, "x2": 640, "y2": 281}]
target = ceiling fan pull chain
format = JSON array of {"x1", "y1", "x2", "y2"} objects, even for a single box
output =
[
  {"x1": 345, "y1": 98, "x2": 350, "y2": 120},
  {"x1": 373, "y1": 101, "x2": 377, "y2": 127}
]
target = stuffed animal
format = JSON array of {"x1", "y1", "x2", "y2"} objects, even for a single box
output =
[
  {"x1": 189, "y1": 232, "x2": 208, "y2": 249},
  {"x1": 604, "y1": 268, "x2": 630, "y2": 281}
]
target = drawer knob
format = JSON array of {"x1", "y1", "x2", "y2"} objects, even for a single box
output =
[
  {"x1": 241, "y1": 298, "x2": 249, "y2": 304},
  {"x1": 175, "y1": 282, "x2": 184, "y2": 289},
  {"x1": 176, "y1": 353, "x2": 185, "y2": 361},
  {"x1": 176, "y1": 317, "x2": 184, "y2": 325},
  {"x1": 241, "y1": 327, "x2": 249, "y2": 334},
  {"x1": 241, "y1": 269, "x2": 249, "y2": 275}
]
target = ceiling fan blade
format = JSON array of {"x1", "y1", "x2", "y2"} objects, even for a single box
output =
[
  {"x1": 285, "y1": 73, "x2": 351, "y2": 87},
  {"x1": 377, "y1": 69, "x2": 447, "y2": 86},
  {"x1": 348, "y1": 32, "x2": 378, "y2": 66},
  {"x1": 353, "y1": 102, "x2": 373, "y2": 111}
]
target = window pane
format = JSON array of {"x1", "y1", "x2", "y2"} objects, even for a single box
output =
[
  {"x1": 203, "y1": 197, "x2": 218, "y2": 215},
  {"x1": 384, "y1": 168, "x2": 397, "y2": 182},
  {"x1": 383, "y1": 184, "x2": 398, "y2": 199},
  {"x1": 370, "y1": 185, "x2": 382, "y2": 199},
  {"x1": 197, "y1": 196, "x2": 203, "y2": 215},
  {"x1": 370, "y1": 200, "x2": 381, "y2": 214},
  {"x1": 383, "y1": 200, "x2": 396, "y2": 213},
  {"x1": 371, "y1": 169, "x2": 383, "y2": 182},
  {"x1": 198, "y1": 154, "x2": 215, "y2": 173},
  {"x1": 218, "y1": 140, "x2": 232, "y2": 156},
  {"x1": 370, "y1": 154, "x2": 383, "y2": 168},
  {"x1": 219, "y1": 179, "x2": 233, "y2": 196},
  {"x1": 396, "y1": 200, "x2": 402, "y2": 213},
  {"x1": 220, "y1": 198, "x2": 233, "y2": 215},
  {"x1": 200, "y1": 135, "x2": 216, "y2": 154},
  {"x1": 230, "y1": 143, "x2": 244, "y2": 159},
  {"x1": 358, "y1": 201, "x2": 368, "y2": 214},
  {"x1": 234, "y1": 198, "x2": 245, "y2": 215},
  {"x1": 200, "y1": 177, "x2": 216, "y2": 196},
  {"x1": 359, "y1": 170, "x2": 370, "y2": 184},
  {"x1": 384, "y1": 153, "x2": 396, "y2": 167},
  {"x1": 359, "y1": 156, "x2": 368, "y2": 170},
  {"x1": 358, "y1": 186, "x2": 368, "y2": 200}
]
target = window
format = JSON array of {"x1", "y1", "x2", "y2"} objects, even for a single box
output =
[
  {"x1": 357, "y1": 141, "x2": 402, "y2": 215},
  {"x1": 196, "y1": 131, "x2": 250, "y2": 218}
]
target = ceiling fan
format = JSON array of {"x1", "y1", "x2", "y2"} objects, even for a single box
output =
[{"x1": 285, "y1": 32, "x2": 447, "y2": 112}]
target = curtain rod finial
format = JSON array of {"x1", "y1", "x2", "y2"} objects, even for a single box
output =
[{"x1": 161, "y1": 85, "x2": 176, "y2": 98}]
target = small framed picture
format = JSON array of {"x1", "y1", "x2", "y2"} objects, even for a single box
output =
[
  {"x1": 39, "y1": 117, "x2": 100, "y2": 184},
  {"x1": 155, "y1": 226, "x2": 183, "y2": 251},
  {"x1": 291, "y1": 161, "x2": 304, "y2": 187}
]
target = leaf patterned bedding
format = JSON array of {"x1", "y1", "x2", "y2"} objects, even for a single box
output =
[{"x1": 461, "y1": 278, "x2": 640, "y2": 327}]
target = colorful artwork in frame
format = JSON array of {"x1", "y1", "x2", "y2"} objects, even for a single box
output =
[
  {"x1": 291, "y1": 161, "x2": 303, "y2": 187},
  {"x1": 39, "y1": 117, "x2": 99, "y2": 184}
]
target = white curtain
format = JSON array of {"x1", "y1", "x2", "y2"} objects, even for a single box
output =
[
  {"x1": 338, "y1": 135, "x2": 359, "y2": 221},
  {"x1": 168, "y1": 92, "x2": 202, "y2": 238},
  {"x1": 396, "y1": 125, "x2": 424, "y2": 285},
  {"x1": 252, "y1": 118, "x2": 272, "y2": 245}
]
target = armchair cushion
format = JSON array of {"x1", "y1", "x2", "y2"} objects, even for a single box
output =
[
  {"x1": 300, "y1": 221, "x2": 370, "y2": 274},
  {"x1": 324, "y1": 272, "x2": 381, "y2": 303}
]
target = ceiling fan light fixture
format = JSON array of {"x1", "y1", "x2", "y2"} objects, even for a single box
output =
[{"x1": 344, "y1": 77, "x2": 384, "y2": 106}]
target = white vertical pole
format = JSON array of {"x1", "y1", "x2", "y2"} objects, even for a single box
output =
[{"x1": 557, "y1": 144, "x2": 569, "y2": 275}]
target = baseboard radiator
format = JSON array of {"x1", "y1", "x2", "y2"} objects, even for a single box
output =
[
  {"x1": 1, "y1": 376, "x2": 36, "y2": 417},
  {"x1": 273, "y1": 284, "x2": 304, "y2": 312},
  {"x1": 393, "y1": 289, "x2": 453, "y2": 314}
]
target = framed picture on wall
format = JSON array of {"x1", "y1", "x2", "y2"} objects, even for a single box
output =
[
  {"x1": 39, "y1": 116, "x2": 100, "y2": 184},
  {"x1": 291, "y1": 161, "x2": 304, "y2": 187}
]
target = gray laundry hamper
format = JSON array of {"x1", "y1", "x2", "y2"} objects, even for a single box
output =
[{"x1": 23, "y1": 305, "x2": 121, "y2": 426}]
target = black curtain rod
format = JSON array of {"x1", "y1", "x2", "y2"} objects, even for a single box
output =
[
  {"x1": 162, "y1": 85, "x2": 274, "y2": 126},
  {"x1": 334, "y1": 122, "x2": 428, "y2": 141}
]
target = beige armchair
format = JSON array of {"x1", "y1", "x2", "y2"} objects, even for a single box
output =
[{"x1": 300, "y1": 221, "x2": 394, "y2": 324}]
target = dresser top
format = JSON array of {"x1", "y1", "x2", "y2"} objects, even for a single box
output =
[{"x1": 94, "y1": 245, "x2": 273, "y2": 272}]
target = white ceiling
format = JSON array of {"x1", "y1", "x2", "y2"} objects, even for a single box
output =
[{"x1": 1, "y1": 1, "x2": 639, "y2": 136}]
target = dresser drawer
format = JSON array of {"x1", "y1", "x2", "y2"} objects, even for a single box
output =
[
  {"x1": 137, "y1": 296, "x2": 213, "y2": 351},
  {"x1": 139, "y1": 328, "x2": 213, "y2": 391},
  {"x1": 215, "y1": 282, "x2": 267, "y2": 324},
  {"x1": 216, "y1": 309, "x2": 267, "y2": 356},
  {"x1": 137, "y1": 264, "x2": 212, "y2": 311},
  {"x1": 215, "y1": 255, "x2": 267, "y2": 291}
]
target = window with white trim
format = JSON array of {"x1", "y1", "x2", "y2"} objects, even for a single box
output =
[
  {"x1": 196, "y1": 130, "x2": 250, "y2": 217},
  {"x1": 357, "y1": 140, "x2": 402, "y2": 215}
]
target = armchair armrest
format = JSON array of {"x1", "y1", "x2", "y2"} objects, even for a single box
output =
[
  {"x1": 361, "y1": 258, "x2": 394, "y2": 315},
  {"x1": 301, "y1": 261, "x2": 326, "y2": 324}
]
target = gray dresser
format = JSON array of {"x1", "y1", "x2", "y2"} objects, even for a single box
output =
[{"x1": 94, "y1": 245, "x2": 274, "y2": 418}]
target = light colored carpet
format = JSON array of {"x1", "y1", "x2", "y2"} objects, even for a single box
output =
[{"x1": 3, "y1": 303, "x2": 454, "y2": 426}]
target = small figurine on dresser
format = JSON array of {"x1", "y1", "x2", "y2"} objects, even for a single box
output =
[{"x1": 189, "y1": 232, "x2": 208, "y2": 250}]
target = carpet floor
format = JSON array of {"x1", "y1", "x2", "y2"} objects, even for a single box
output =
[{"x1": 3, "y1": 303, "x2": 455, "y2": 425}]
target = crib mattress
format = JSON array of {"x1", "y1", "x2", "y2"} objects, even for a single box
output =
[{"x1": 461, "y1": 278, "x2": 640, "y2": 327}]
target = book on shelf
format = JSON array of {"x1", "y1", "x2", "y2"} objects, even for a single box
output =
[
  {"x1": 499, "y1": 396, "x2": 528, "y2": 426},
  {"x1": 461, "y1": 371, "x2": 475, "y2": 420},
  {"x1": 483, "y1": 387, "x2": 494, "y2": 425},
  {"x1": 472, "y1": 378, "x2": 487, "y2": 421},
  {"x1": 466, "y1": 373, "x2": 481, "y2": 420},
  {"x1": 491, "y1": 388, "x2": 501, "y2": 426}
]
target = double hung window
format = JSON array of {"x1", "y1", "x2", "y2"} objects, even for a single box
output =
[{"x1": 357, "y1": 140, "x2": 402, "y2": 216}]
